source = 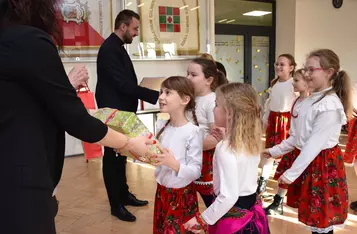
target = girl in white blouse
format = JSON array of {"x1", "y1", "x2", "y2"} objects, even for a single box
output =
[
  {"x1": 258, "y1": 54, "x2": 298, "y2": 195},
  {"x1": 275, "y1": 49, "x2": 352, "y2": 234},
  {"x1": 262, "y1": 69, "x2": 310, "y2": 216},
  {"x1": 151, "y1": 76, "x2": 204, "y2": 234},
  {"x1": 187, "y1": 57, "x2": 228, "y2": 207},
  {"x1": 184, "y1": 83, "x2": 269, "y2": 234}
]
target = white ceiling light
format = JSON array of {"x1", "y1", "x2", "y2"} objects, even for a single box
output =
[
  {"x1": 190, "y1": 6, "x2": 200, "y2": 11},
  {"x1": 138, "y1": 3, "x2": 144, "y2": 7},
  {"x1": 218, "y1": 19, "x2": 227, "y2": 23},
  {"x1": 243, "y1": 11, "x2": 271, "y2": 16},
  {"x1": 126, "y1": 2, "x2": 132, "y2": 7},
  {"x1": 226, "y1": 19, "x2": 236, "y2": 23},
  {"x1": 180, "y1": 5, "x2": 189, "y2": 10}
]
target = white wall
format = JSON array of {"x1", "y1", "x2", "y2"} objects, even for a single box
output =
[
  {"x1": 275, "y1": 0, "x2": 296, "y2": 57},
  {"x1": 276, "y1": 0, "x2": 357, "y2": 82},
  {"x1": 294, "y1": 0, "x2": 357, "y2": 81}
]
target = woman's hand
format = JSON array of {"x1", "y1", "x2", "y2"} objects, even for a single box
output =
[
  {"x1": 118, "y1": 135, "x2": 156, "y2": 160},
  {"x1": 278, "y1": 174, "x2": 292, "y2": 185},
  {"x1": 151, "y1": 146, "x2": 180, "y2": 172},
  {"x1": 68, "y1": 65, "x2": 89, "y2": 89},
  {"x1": 261, "y1": 149, "x2": 272, "y2": 159}
]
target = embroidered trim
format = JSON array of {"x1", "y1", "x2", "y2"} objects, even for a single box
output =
[{"x1": 304, "y1": 223, "x2": 345, "y2": 233}]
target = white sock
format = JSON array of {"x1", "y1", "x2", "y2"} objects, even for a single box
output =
[
  {"x1": 277, "y1": 187, "x2": 287, "y2": 197},
  {"x1": 261, "y1": 157, "x2": 274, "y2": 179}
]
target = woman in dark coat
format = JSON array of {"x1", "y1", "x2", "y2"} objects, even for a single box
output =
[{"x1": 0, "y1": 1, "x2": 153, "y2": 233}]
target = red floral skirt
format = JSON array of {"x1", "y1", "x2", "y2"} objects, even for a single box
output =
[
  {"x1": 265, "y1": 111, "x2": 291, "y2": 148},
  {"x1": 194, "y1": 149, "x2": 215, "y2": 196},
  {"x1": 153, "y1": 183, "x2": 199, "y2": 234},
  {"x1": 286, "y1": 145, "x2": 348, "y2": 229},
  {"x1": 344, "y1": 118, "x2": 357, "y2": 164}
]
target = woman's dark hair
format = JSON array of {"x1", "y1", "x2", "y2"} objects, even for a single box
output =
[
  {"x1": 191, "y1": 58, "x2": 228, "y2": 91},
  {"x1": 156, "y1": 76, "x2": 198, "y2": 139},
  {"x1": 0, "y1": 0, "x2": 63, "y2": 48}
]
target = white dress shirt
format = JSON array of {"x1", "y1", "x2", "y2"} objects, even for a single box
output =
[
  {"x1": 263, "y1": 78, "x2": 298, "y2": 125},
  {"x1": 280, "y1": 87, "x2": 346, "y2": 183},
  {"x1": 201, "y1": 141, "x2": 260, "y2": 225},
  {"x1": 187, "y1": 92, "x2": 216, "y2": 137},
  {"x1": 155, "y1": 121, "x2": 203, "y2": 188}
]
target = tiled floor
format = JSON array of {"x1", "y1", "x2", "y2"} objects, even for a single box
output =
[{"x1": 56, "y1": 133, "x2": 357, "y2": 233}]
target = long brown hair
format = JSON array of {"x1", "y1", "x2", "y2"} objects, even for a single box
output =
[
  {"x1": 191, "y1": 58, "x2": 228, "y2": 91},
  {"x1": 271, "y1": 53, "x2": 297, "y2": 87},
  {"x1": 308, "y1": 49, "x2": 353, "y2": 120},
  {"x1": 156, "y1": 76, "x2": 199, "y2": 139},
  {"x1": 216, "y1": 83, "x2": 262, "y2": 155},
  {"x1": 0, "y1": 0, "x2": 63, "y2": 48}
]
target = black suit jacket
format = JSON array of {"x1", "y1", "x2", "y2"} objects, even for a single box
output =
[
  {"x1": 0, "y1": 25, "x2": 108, "y2": 233},
  {"x1": 96, "y1": 33, "x2": 159, "y2": 113}
]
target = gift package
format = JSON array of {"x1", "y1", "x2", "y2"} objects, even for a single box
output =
[{"x1": 92, "y1": 108, "x2": 160, "y2": 163}]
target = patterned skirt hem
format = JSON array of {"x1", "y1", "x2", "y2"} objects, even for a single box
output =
[{"x1": 303, "y1": 223, "x2": 345, "y2": 233}]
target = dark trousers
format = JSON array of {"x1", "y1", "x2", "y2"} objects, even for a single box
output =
[{"x1": 102, "y1": 147, "x2": 129, "y2": 209}]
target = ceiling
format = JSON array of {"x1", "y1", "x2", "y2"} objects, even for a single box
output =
[{"x1": 215, "y1": 0, "x2": 273, "y2": 26}]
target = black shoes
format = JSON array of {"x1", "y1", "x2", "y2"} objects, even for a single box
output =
[
  {"x1": 350, "y1": 200, "x2": 357, "y2": 212},
  {"x1": 256, "y1": 176, "x2": 268, "y2": 195},
  {"x1": 264, "y1": 194, "x2": 284, "y2": 215},
  {"x1": 123, "y1": 193, "x2": 149, "y2": 207},
  {"x1": 111, "y1": 193, "x2": 149, "y2": 222},
  {"x1": 111, "y1": 205, "x2": 136, "y2": 222}
]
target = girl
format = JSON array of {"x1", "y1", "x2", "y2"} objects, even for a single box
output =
[
  {"x1": 184, "y1": 83, "x2": 269, "y2": 234},
  {"x1": 343, "y1": 83, "x2": 357, "y2": 212},
  {"x1": 262, "y1": 69, "x2": 310, "y2": 215},
  {"x1": 278, "y1": 49, "x2": 351, "y2": 234},
  {"x1": 152, "y1": 76, "x2": 204, "y2": 233},
  {"x1": 187, "y1": 57, "x2": 228, "y2": 207},
  {"x1": 258, "y1": 54, "x2": 297, "y2": 195}
]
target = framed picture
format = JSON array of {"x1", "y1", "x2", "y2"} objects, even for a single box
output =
[
  {"x1": 135, "y1": 0, "x2": 200, "y2": 58},
  {"x1": 58, "y1": 0, "x2": 113, "y2": 60}
]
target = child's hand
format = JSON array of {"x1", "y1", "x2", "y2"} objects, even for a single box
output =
[
  {"x1": 152, "y1": 146, "x2": 180, "y2": 172},
  {"x1": 278, "y1": 175, "x2": 292, "y2": 185},
  {"x1": 211, "y1": 125, "x2": 226, "y2": 142},
  {"x1": 261, "y1": 149, "x2": 272, "y2": 159},
  {"x1": 183, "y1": 217, "x2": 202, "y2": 233}
]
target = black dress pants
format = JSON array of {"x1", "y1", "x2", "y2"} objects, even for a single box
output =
[{"x1": 102, "y1": 147, "x2": 129, "y2": 209}]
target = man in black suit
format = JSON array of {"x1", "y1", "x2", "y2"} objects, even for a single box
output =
[{"x1": 96, "y1": 10, "x2": 159, "y2": 222}]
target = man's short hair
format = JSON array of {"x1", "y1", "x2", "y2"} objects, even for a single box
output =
[{"x1": 114, "y1": 10, "x2": 140, "y2": 30}]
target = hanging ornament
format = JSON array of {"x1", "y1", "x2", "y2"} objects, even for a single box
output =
[
  {"x1": 259, "y1": 69, "x2": 263, "y2": 73},
  {"x1": 264, "y1": 89, "x2": 269, "y2": 93},
  {"x1": 235, "y1": 60, "x2": 240, "y2": 64},
  {"x1": 236, "y1": 36, "x2": 240, "y2": 41},
  {"x1": 236, "y1": 48, "x2": 240, "y2": 52},
  {"x1": 253, "y1": 55, "x2": 257, "y2": 60},
  {"x1": 258, "y1": 92, "x2": 263, "y2": 96},
  {"x1": 226, "y1": 58, "x2": 232, "y2": 63},
  {"x1": 256, "y1": 49, "x2": 261, "y2": 53},
  {"x1": 254, "y1": 65, "x2": 258, "y2": 69},
  {"x1": 258, "y1": 77, "x2": 262, "y2": 81}
]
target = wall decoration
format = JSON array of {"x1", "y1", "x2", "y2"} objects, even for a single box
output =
[
  {"x1": 58, "y1": 0, "x2": 113, "y2": 59},
  {"x1": 138, "y1": 0, "x2": 200, "y2": 56}
]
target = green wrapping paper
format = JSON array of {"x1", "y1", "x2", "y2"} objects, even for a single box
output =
[{"x1": 93, "y1": 108, "x2": 159, "y2": 164}]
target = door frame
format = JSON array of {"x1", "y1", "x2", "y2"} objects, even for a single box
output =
[{"x1": 214, "y1": 0, "x2": 276, "y2": 84}]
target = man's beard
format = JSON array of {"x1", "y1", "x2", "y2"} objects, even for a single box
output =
[{"x1": 123, "y1": 30, "x2": 133, "y2": 44}]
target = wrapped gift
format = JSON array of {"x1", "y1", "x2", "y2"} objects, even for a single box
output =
[{"x1": 93, "y1": 108, "x2": 160, "y2": 163}]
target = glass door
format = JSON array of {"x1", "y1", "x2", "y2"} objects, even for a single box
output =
[{"x1": 215, "y1": 35, "x2": 245, "y2": 83}]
